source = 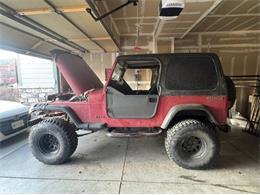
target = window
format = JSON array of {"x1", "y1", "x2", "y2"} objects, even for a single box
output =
[
  {"x1": 165, "y1": 56, "x2": 218, "y2": 90},
  {"x1": 109, "y1": 60, "x2": 159, "y2": 95},
  {"x1": 123, "y1": 68, "x2": 153, "y2": 90}
]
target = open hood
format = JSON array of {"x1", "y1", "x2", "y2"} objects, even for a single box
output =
[{"x1": 51, "y1": 50, "x2": 103, "y2": 95}]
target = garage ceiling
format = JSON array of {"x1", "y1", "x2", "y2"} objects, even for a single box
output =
[
  {"x1": 96, "y1": 0, "x2": 221, "y2": 38},
  {"x1": 0, "y1": 0, "x2": 118, "y2": 59},
  {"x1": 93, "y1": 0, "x2": 260, "y2": 37},
  {"x1": 0, "y1": 0, "x2": 259, "y2": 58}
]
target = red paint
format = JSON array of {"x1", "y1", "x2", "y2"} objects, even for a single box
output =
[
  {"x1": 51, "y1": 53, "x2": 228, "y2": 129},
  {"x1": 51, "y1": 89, "x2": 228, "y2": 128},
  {"x1": 55, "y1": 52, "x2": 103, "y2": 95}
]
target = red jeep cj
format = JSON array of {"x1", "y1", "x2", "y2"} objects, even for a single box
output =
[{"x1": 29, "y1": 50, "x2": 235, "y2": 169}]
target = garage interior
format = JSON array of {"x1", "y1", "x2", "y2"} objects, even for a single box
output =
[{"x1": 0, "y1": 0, "x2": 259, "y2": 194}]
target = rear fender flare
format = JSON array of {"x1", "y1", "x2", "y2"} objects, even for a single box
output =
[{"x1": 161, "y1": 104, "x2": 218, "y2": 129}]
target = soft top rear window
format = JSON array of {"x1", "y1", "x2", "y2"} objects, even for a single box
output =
[{"x1": 165, "y1": 56, "x2": 218, "y2": 90}]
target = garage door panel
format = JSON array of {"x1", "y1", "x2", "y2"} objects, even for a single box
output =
[
  {"x1": 0, "y1": 0, "x2": 47, "y2": 10},
  {"x1": 28, "y1": 14, "x2": 86, "y2": 39},
  {"x1": 0, "y1": 24, "x2": 39, "y2": 49}
]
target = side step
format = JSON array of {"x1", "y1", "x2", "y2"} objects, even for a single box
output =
[
  {"x1": 106, "y1": 128, "x2": 162, "y2": 138},
  {"x1": 78, "y1": 123, "x2": 107, "y2": 131}
]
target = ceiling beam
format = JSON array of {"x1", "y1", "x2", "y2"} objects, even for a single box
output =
[
  {"x1": 176, "y1": 43, "x2": 260, "y2": 49},
  {"x1": 121, "y1": 32, "x2": 153, "y2": 36},
  {"x1": 219, "y1": 49, "x2": 260, "y2": 53},
  {"x1": 17, "y1": 5, "x2": 88, "y2": 15},
  {"x1": 113, "y1": 12, "x2": 201, "y2": 21},
  {"x1": 114, "y1": 16, "x2": 158, "y2": 21},
  {"x1": 165, "y1": 20, "x2": 194, "y2": 24},
  {"x1": 121, "y1": 29, "x2": 260, "y2": 37},
  {"x1": 219, "y1": 37, "x2": 256, "y2": 41},
  {"x1": 183, "y1": 30, "x2": 260, "y2": 35},
  {"x1": 211, "y1": 43, "x2": 260, "y2": 48},
  {"x1": 181, "y1": 0, "x2": 224, "y2": 39},
  {"x1": 208, "y1": 13, "x2": 260, "y2": 17},
  {"x1": 154, "y1": 20, "x2": 165, "y2": 38},
  {"x1": 69, "y1": 37, "x2": 111, "y2": 42}
]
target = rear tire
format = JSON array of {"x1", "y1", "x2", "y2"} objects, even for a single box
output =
[
  {"x1": 165, "y1": 119, "x2": 220, "y2": 169},
  {"x1": 225, "y1": 76, "x2": 236, "y2": 109},
  {"x1": 29, "y1": 118, "x2": 78, "y2": 165}
]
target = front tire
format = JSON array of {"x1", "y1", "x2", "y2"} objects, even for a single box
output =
[
  {"x1": 165, "y1": 119, "x2": 220, "y2": 169},
  {"x1": 29, "y1": 118, "x2": 78, "y2": 165}
]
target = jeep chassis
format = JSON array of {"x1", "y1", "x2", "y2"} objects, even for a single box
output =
[{"x1": 29, "y1": 50, "x2": 235, "y2": 169}]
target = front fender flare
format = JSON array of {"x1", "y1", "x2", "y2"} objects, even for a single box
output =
[
  {"x1": 161, "y1": 104, "x2": 219, "y2": 129},
  {"x1": 29, "y1": 103, "x2": 107, "y2": 130},
  {"x1": 30, "y1": 103, "x2": 82, "y2": 127}
]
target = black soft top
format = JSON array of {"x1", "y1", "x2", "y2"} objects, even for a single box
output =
[
  {"x1": 117, "y1": 53, "x2": 227, "y2": 96},
  {"x1": 117, "y1": 53, "x2": 220, "y2": 67}
]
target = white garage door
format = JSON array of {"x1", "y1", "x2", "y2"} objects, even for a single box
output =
[{"x1": 18, "y1": 55, "x2": 56, "y2": 88}]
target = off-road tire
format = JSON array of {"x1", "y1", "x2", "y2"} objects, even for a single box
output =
[
  {"x1": 29, "y1": 118, "x2": 78, "y2": 165},
  {"x1": 225, "y1": 76, "x2": 236, "y2": 109},
  {"x1": 165, "y1": 119, "x2": 220, "y2": 169}
]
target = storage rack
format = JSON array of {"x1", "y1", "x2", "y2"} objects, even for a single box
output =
[{"x1": 230, "y1": 75, "x2": 260, "y2": 137}]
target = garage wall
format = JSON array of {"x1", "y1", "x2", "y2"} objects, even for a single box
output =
[
  {"x1": 83, "y1": 52, "x2": 117, "y2": 83},
  {"x1": 119, "y1": 33, "x2": 260, "y2": 77}
]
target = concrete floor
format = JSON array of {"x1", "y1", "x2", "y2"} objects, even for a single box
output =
[{"x1": 0, "y1": 128, "x2": 259, "y2": 194}]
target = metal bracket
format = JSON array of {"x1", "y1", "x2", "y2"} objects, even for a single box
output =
[{"x1": 86, "y1": 0, "x2": 138, "y2": 21}]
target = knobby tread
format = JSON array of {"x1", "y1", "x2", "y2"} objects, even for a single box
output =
[
  {"x1": 39, "y1": 118, "x2": 78, "y2": 155},
  {"x1": 165, "y1": 119, "x2": 220, "y2": 169},
  {"x1": 29, "y1": 118, "x2": 78, "y2": 164}
]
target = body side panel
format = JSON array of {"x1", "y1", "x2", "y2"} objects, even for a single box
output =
[{"x1": 50, "y1": 92, "x2": 228, "y2": 128}]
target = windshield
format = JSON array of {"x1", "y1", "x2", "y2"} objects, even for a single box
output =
[{"x1": 112, "y1": 63, "x2": 126, "y2": 82}]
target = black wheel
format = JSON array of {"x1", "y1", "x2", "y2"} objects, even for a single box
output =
[
  {"x1": 29, "y1": 118, "x2": 78, "y2": 165},
  {"x1": 165, "y1": 119, "x2": 220, "y2": 169}
]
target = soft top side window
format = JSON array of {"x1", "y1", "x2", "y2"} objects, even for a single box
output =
[{"x1": 165, "y1": 56, "x2": 218, "y2": 90}]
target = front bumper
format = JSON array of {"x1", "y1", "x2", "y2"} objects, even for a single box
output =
[
  {"x1": 0, "y1": 126, "x2": 30, "y2": 142},
  {"x1": 0, "y1": 117, "x2": 42, "y2": 142},
  {"x1": 28, "y1": 117, "x2": 42, "y2": 126}
]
